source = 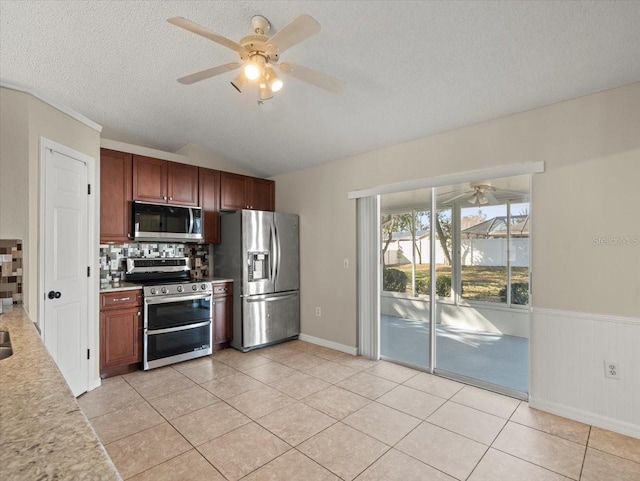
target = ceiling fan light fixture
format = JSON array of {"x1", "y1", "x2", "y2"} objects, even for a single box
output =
[
  {"x1": 260, "y1": 83, "x2": 273, "y2": 101},
  {"x1": 265, "y1": 67, "x2": 283, "y2": 92},
  {"x1": 468, "y1": 192, "x2": 488, "y2": 205},
  {"x1": 230, "y1": 72, "x2": 247, "y2": 92},
  {"x1": 244, "y1": 61, "x2": 261, "y2": 80}
]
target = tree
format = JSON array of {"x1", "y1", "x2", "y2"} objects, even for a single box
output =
[
  {"x1": 425, "y1": 211, "x2": 452, "y2": 266},
  {"x1": 381, "y1": 214, "x2": 394, "y2": 267},
  {"x1": 381, "y1": 211, "x2": 427, "y2": 266}
]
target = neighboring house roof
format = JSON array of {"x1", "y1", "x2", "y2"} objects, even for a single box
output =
[
  {"x1": 390, "y1": 230, "x2": 430, "y2": 241},
  {"x1": 462, "y1": 215, "x2": 529, "y2": 238}
]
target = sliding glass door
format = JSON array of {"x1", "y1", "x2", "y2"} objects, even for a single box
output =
[{"x1": 379, "y1": 175, "x2": 531, "y2": 396}]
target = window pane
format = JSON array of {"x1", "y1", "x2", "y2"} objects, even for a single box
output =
[
  {"x1": 509, "y1": 202, "x2": 530, "y2": 305},
  {"x1": 382, "y1": 212, "x2": 423, "y2": 294},
  {"x1": 460, "y1": 204, "x2": 508, "y2": 303},
  {"x1": 434, "y1": 209, "x2": 452, "y2": 298}
]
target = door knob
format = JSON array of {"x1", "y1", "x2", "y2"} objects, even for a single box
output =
[{"x1": 48, "y1": 291, "x2": 62, "y2": 299}]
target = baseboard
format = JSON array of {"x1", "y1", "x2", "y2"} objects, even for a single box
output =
[
  {"x1": 298, "y1": 333, "x2": 358, "y2": 356},
  {"x1": 529, "y1": 396, "x2": 640, "y2": 439}
]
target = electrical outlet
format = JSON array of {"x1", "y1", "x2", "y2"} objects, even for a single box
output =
[
  {"x1": 343, "y1": 258, "x2": 349, "y2": 269},
  {"x1": 315, "y1": 307, "x2": 321, "y2": 317},
  {"x1": 604, "y1": 361, "x2": 621, "y2": 380}
]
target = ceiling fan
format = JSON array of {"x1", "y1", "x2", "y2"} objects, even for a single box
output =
[
  {"x1": 438, "y1": 181, "x2": 521, "y2": 206},
  {"x1": 168, "y1": 14, "x2": 344, "y2": 100}
]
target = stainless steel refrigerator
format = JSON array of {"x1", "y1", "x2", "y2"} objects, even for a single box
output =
[{"x1": 214, "y1": 210, "x2": 300, "y2": 352}]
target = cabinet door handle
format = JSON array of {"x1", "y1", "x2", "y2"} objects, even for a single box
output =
[
  {"x1": 169, "y1": 196, "x2": 173, "y2": 201},
  {"x1": 113, "y1": 297, "x2": 130, "y2": 302},
  {"x1": 137, "y1": 312, "x2": 141, "y2": 316},
  {"x1": 163, "y1": 196, "x2": 167, "y2": 200}
]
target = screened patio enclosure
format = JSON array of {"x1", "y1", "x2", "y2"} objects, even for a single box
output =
[{"x1": 379, "y1": 174, "x2": 531, "y2": 396}]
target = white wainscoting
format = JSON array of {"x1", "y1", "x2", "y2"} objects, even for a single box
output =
[{"x1": 530, "y1": 308, "x2": 640, "y2": 439}]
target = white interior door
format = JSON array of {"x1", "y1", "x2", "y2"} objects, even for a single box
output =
[{"x1": 43, "y1": 147, "x2": 88, "y2": 396}]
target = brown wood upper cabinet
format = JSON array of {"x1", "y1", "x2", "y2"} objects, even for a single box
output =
[
  {"x1": 100, "y1": 149, "x2": 132, "y2": 243},
  {"x1": 133, "y1": 155, "x2": 199, "y2": 206},
  {"x1": 199, "y1": 167, "x2": 221, "y2": 244},
  {"x1": 220, "y1": 172, "x2": 275, "y2": 211}
]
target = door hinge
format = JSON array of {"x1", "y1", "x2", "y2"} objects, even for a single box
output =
[
  {"x1": 87, "y1": 349, "x2": 90, "y2": 360},
  {"x1": 87, "y1": 184, "x2": 91, "y2": 195},
  {"x1": 87, "y1": 266, "x2": 90, "y2": 277}
]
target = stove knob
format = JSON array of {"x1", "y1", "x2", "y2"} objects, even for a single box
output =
[
  {"x1": 161, "y1": 287, "x2": 168, "y2": 294},
  {"x1": 150, "y1": 288, "x2": 156, "y2": 295},
  {"x1": 177, "y1": 286, "x2": 183, "y2": 293},
  {"x1": 192, "y1": 285, "x2": 198, "y2": 291}
]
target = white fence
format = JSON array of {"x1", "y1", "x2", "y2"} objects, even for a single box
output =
[{"x1": 385, "y1": 238, "x2": 529, "y2": 267}]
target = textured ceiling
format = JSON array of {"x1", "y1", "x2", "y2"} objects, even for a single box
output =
[{"x1": 2, "y1": 1, "x2": 640, "y2": 177}]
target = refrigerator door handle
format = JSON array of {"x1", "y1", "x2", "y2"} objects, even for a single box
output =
[
  {"x1": 275, "y1": 218, "x2": 282, "y2": 288},
  {"x1": 246, "y1": 292, "x2": 298, "y2": 303},
  {"x1": 270, "y1": 220, "x2": 278, "y2": 284}
]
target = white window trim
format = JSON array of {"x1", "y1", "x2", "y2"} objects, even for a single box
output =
[{"x1": 349, "y1": 162, "x2": 544, "y2": 199}]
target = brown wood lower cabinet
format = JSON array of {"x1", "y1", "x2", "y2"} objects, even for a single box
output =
[
  {"x1": 100, "y1": 290, "x2": 142, "y2": 378},
  {"x1": 212, "y1": 282, "x2": 233, "y2": 349}
]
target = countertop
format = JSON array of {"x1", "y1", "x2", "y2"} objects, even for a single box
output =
[
  {"x1": 99, "y1": 277, "x2": 233, "y2": 293},
  {"x1": 99, "y1": 281, "x2": 142, "y2": 293},
  {"x1": 0, "y1": 306, "x2": 122, "y2": 481}
]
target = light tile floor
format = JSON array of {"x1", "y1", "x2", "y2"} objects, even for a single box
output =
[{"x1": 79, "y1": 340, "x2": 640, "y2": 481}]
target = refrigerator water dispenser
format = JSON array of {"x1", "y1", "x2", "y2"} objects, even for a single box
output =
[{"x1": 248, "y1": 252, "x2": 269, "y2": 281}]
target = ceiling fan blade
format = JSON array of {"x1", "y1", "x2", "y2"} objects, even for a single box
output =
[
  {"x1": 177, "y1": 63, "x2": 240, "y2": 85},
  {"x1": 267, "y1": 14, "x2": 321, "y2": 54},
  {"x1": 438, "y1": 191, "x2": 471, "y2": 205},
  {"x1": 168, "y1": 17, "x2": 245, "y2": 53},
  {"x1": 279, "y1": 62, "x2": 344, "y2": 93}
]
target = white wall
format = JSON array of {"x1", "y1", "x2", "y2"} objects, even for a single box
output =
[
  {"x1": 0, "y1": 89, "x2": 29, "y2": 246},
  {"x1": 0, "y1": 86, "x2": 101, "y2": 384},
  {"x1": 175, "y1": 143, "x2": 255, "y2": 176},
  {"x1": 381, "y1": 293, "x2": 530, "y2": 338},
  {"x1": 1, "y1": 87, "x2": 101, "y2": 319},
  {"x1": 273, "y1": 82, "x2": 640, "y2": 434}
]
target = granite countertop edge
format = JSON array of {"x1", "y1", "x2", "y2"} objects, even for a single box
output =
[
  {"x1": 100, "y1": 278, "x2": 233, "y2": 292},
  {"x1": 0, "y1": 307, "x2": 122, "y2": 481}
]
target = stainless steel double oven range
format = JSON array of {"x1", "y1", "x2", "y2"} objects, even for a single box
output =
[{"x1": 126, "y1": 258, "x2": 212, "y2": 370}]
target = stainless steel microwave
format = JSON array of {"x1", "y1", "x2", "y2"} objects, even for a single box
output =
[{"x1": 133, "y1": 201, "x2": 202, "y2": 242}]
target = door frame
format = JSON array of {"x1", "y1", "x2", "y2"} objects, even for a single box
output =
[{"x1": 38, "y1": 137, "x2": 99, "y2": 393}]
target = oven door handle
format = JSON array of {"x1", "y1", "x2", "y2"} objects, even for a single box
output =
[
  {"x1": 145, "y1": 293, "x2": 212, "y2": 305},
  {"x1": 146, "y1": 320, "x2": 211, "y2": 336}
]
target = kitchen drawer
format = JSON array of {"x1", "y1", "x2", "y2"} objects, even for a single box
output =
[
  {"x1": 100, "y1": 291, "x2": 142, "y2": 310},
  {"x1": 212, "y1": 282, "x2": 232, "y2": 296}
]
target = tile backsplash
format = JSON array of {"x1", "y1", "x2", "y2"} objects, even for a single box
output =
[
  {"x1": 99, "y1": 243, "x2": 210, "y2": 283},
  {"x1": 0, "y1": 239, "x2": 23, "y2": 305}
]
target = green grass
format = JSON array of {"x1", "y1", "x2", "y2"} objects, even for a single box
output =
[{"x1": 387, "y1": 263, "x2": 529, "y2": 303}]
